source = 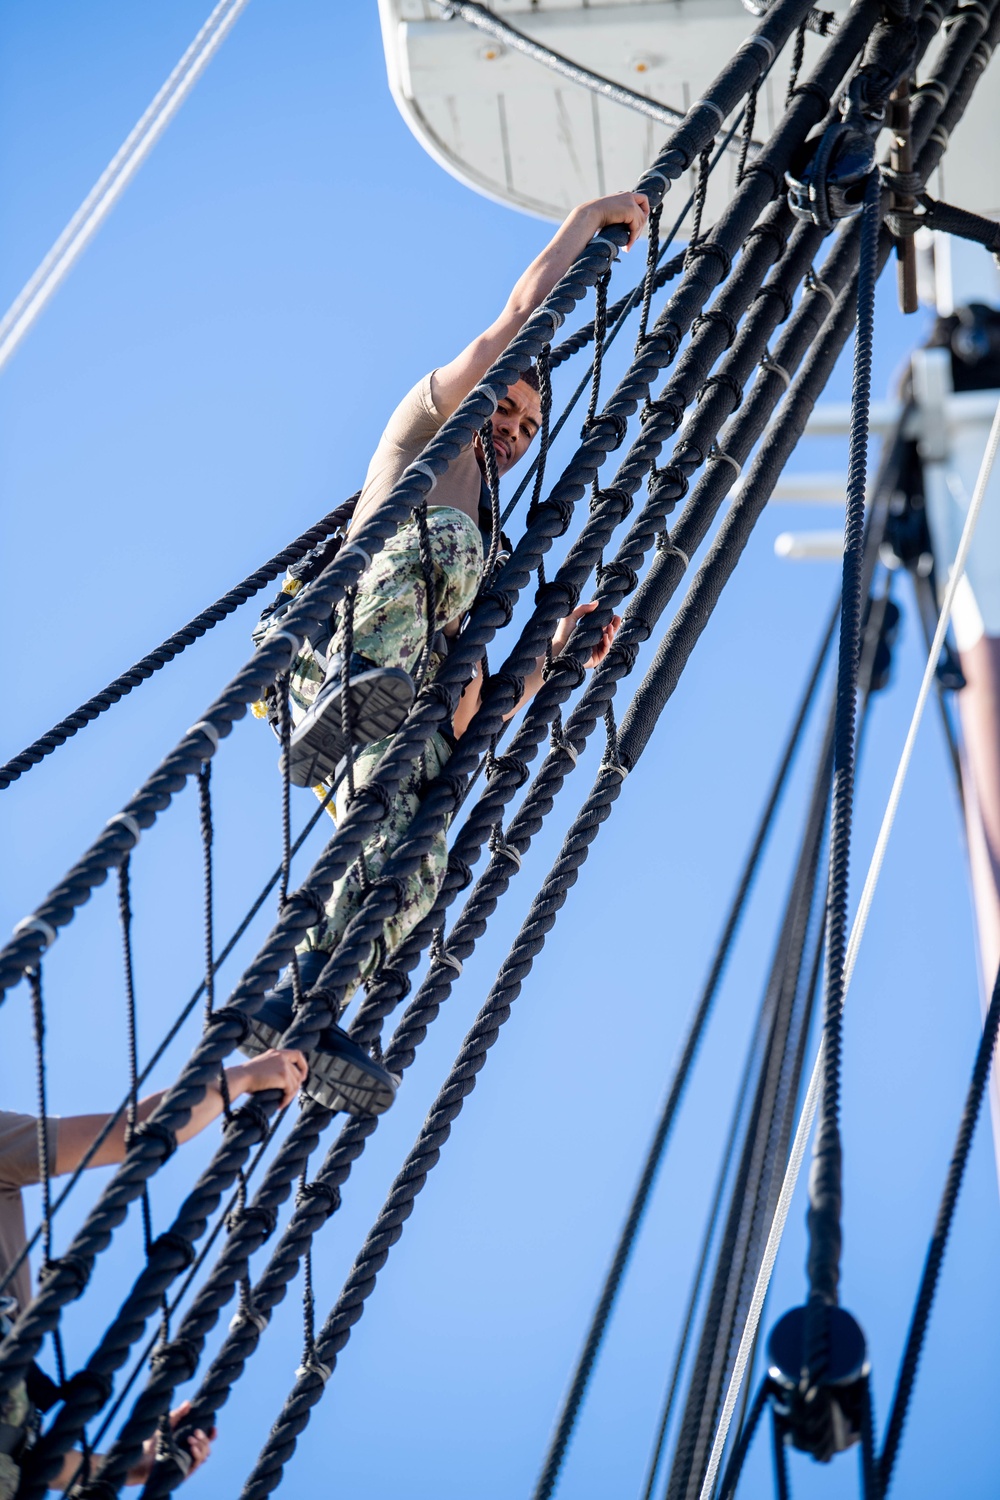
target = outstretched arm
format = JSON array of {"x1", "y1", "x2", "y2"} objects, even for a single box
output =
[
  {"x1": 430, "y1": 192, "x2": 649, "y2": 419},
  {"x1": 54, "y1": 1049, "x2": 308, "y2": 1175}
]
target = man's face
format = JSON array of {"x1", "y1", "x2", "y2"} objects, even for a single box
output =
[{"x1": 474, "y1": 379, "x2": 542, "y2": 477}]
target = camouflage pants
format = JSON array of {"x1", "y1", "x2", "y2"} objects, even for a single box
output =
[{"x1": 289, "y1": 507, "x2": 483, "y2": 1006}]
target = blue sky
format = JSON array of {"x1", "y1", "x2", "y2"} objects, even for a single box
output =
[{"x1": 1, "y1": 4, "x2": 998, "y2": 1499}]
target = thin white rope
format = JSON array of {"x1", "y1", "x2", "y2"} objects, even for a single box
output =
[
  {"x1": 0, "y1": 0, "x2": 251, "y2": 374},
  {"x1": 698, "y1": 391, "x2": 1000, "y2": 1500}
]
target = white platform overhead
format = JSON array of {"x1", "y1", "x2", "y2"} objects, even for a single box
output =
[{"x1": 379, "y1": 0, "x2": 1000, "y2": 232}]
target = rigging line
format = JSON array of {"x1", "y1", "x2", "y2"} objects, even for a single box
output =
[
  {"x1": 696, "y1": 381, "x2": 1000, "y2": 1500},
  {"x1": 435, "y1": 0, "x2": 757, "y2": 149},
  {"x1": 0, "y1": 770, "x2": 342, "y2": 1305},
  {"x1": 0, "y1": 0, "x2": 250, "y2": 373},
  {"x1": 531, "y1": 596, "x2": 839, "y2": 1500},
  {"x1": 501, "y1": 119, "x2": 746, "y2": 527},
  {"x1": 0, "y1": 503, "x2": 352, "y2": 791},
  {"x1": 877, "y1": 955, "x2": 1000, "y2": 1493},
  {"x1": 63, "y1": 1100, "x2": 289, "y2": 1492}
]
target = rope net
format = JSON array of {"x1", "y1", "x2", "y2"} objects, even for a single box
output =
[{"x1": 1, "y1": 0, "x2": 995, "y2": 1495}]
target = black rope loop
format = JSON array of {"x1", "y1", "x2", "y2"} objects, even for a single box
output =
[
  {"x1": 227, "y1": 1098, "x2": 271, "y2": 1142},
  {"x1": 447, "y1": 853, "x2": 474, "y2": 891},
  {"x1": 591, "y1": 485, "x2": 634, "y2": 522},
  {"x1": 37, "y1": 1252, "x2": 90, "y2": 1299},
  {"x1": 535, "y1": 577, "x2": 582, "y2": 615},
  {"x1": 59, "y1": 1368, "x2": 114, "y2": 1406},
  {"x1": 282, "y1": 886, "x2": 330, "y2": 930},
  {"x1": 202, "y1": 1004, "x2": 250, "y2": 1049},
  {"x1": 149, "y1": 1336, "x2": 200, "y2": 1383},
  {"x1": 647, "y1": 464, "x2": 689, "y2": 510},
  {"x1": 545, "y1": 654, "x2": 587, "y2": 690},
  {"x1": 374, "y1": 875, "x2": 408, "y2": 910},
  {"x1": 598, "y1": 560, "x2": 640, "y2": 594},
  {"x1": 881, "y1": 164, "x2": 922, "y2": 197},
  {"x1": 130, "y1": 1119, "x2": 178, "y2": 1166},
  {"x1": 224, "y1": 1203, "x2": 279, "y2": 1242},
  {"x1": 527, "y1": 494, "x2": 575, "y2": 538},
  {"x1": 147, "y1": 1231, "x2": 197, "y2": 1272},
  {"x1": 353, "y1": 779, "x2": 395, "y2": 818},
  {"x1": 487, "y1": 754, "x2": 530, "y2": 791},
  {"x1": 477, "y1": 585, "x2": 516, "y2": 629},
  {"x1": 489, "y1": 669, "x2": 526, "y2": 706},
  {"x1": 641, "y1": 394, "x2": 686, "y2": 432},
  {"x1": 640, "y1": 325, "x2": 682, "y2": 366},
  {"x1": 683, "y1": 239, "x2": 734, "y2": 280},
  {"x1": 753, "y1": 278, "x2": 795, "y2": 320},
  {"x1": 698, "y1": 371, "x2": 745, "y2": 410},
  {"x1": 294, "y1": 1181, "x2": 341, "y2": 1219},
  {"x1": 692, "y1": 307, "x2": 738, "y2": 347},
  {"x1": 790, "y1": 77, "x2": 834, "y2": 110},
  {"x1": 580, "y1": 411, "x2": 629, "y2": 450},
  {"x1": 742, "y1": 219, "x2": 789, "y2": 257},
  {"x1": 366, "y1": 965, "x2": 410, "y2": 1004}
]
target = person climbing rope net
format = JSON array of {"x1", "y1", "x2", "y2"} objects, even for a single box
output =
[{"x1": 242, "y1": 192, "x2": 650, "y2": 1115}]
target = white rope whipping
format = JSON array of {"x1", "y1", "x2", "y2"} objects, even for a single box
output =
[
  {"x1": 0, "y1": 0, "x2": 251, "y2": 373},
  {"x1": 698, "y1": 392, "x2": 1000, "y2": 1500}
]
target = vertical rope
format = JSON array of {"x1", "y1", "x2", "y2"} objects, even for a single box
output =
[
  {"x1": 878, "y1": 958, "x2": 1000, "y2": 1493},
  {"x1": 586, "y1": 273, "x2": 611, "y2": 582},
  {"x1": 480, "y1": 421, "x2": 503, "y2": 585},
  {"x1": 637, "y1": 203, "x2": 663, "y2": 348},
  {"x1": 715, "y1": 1379, "x2": 769, "y2": 1500},
  {"x1": 736, "y1": 81, "x2": 760, "y2": 184},
  {"x1": 786, "y1": 19, "x2": 808, "y2": 106},
  {"x1": 276, "y1": 678, "x2": 303, "y2": 1006},
  {"x1": 412, "y1": 497, "x2": 439, "y2": 697},
  {"x1": 28, "y1": 962, "x2": 67, "y2": 1390},
  {"x1": 804, "y1": 170, "x2": 881, "y2": 1370},
  {"x1": 197, "y1": 764, "x2": 215, "y2": 1022},
  {"x1": 339, "y1": 586, "x2": 370, "y2": 902},
  {"x1": 685, "y1": 146, "x2": 713, "y2": 268}
]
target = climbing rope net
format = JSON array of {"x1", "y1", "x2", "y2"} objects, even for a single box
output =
[{"x1": 2, "y1": 0, "x2": 999, "y2": 1496}]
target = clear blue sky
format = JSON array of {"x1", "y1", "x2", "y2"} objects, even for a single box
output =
[{"x1": 1, "y1": 4, "x2": 998, "y2": 1498}]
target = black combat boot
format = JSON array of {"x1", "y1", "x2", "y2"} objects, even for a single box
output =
[
  {"x1": 283, "y1": 652, "x2": 414, "y2": 787},
  {"x1": 239, "y1": 950, "x2": 397, "y2": 1116}
]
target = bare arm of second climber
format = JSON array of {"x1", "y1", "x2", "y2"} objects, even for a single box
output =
[
  {"x1": 451, "y1": 601, "x2": 622, "y2": 740},
  {"x1": 348, "y1": 192, "x2": 650, "y2": 540},
  {"x1": 45, "y1": 1048, "x2": 307, "y2": 1490}
]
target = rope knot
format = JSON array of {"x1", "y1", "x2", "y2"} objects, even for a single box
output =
[
  {"x1": 295, "y1": 1180, "x2": 341, "y2": 1219},
  {"x1": 546, "y1": 654, "x2": 587, "y2": 690},
  {"x1": 447, "y1": 852, "x2": 474, "y2": 891},
  {"x1": 487, "y1": 753, "x2": 530, "y2": 790},
  {"x1": 535, "y1": 577, "x2": 581, "y2": 614},
  {"x1": 38, "y1": 1252, "x2": 91, "y2": 1299},
  {"x1": 647, "y1": 464, "x2": 688, "y2": 514},
  {"x1": 580, "y1": 411, "x2": 629, "y2": 451},
  {"x1": 228, "y1": 1098, "x2": 271, "y2": 1142},
  {"x1": 225, "y1": 1203, "x2": 278, "y2": 1242},
  {"x1": 150, "y1": 1336, "x2": 201, "y2": 1382},
  {"x1": 203, "y1": 1005, "x2": 249, "y2": 1048},
  {"x1": 591, "y1": 485, "x2": 634, "y2": 521},
  {"x1": 375, "y1": 875, "x2": 407, "y2": 910},
  {"x1": 684, "y1": 241, "x2": 733, "y2": 280},
  {"x1": 598, "y1": 560, "x2": 639, "y2": 594},
  {"x1": 367, "y1": 965, "x2": 410, "y2": 1004},
  {"x1": 477, "y1": 586, "x2": 516, "y2": 628},
  {"x1": 148, "y1": 1230, "x2": 196, "y2": 1271},
  {"x1": 354, "y1": 780, "x2": 394, "y2": 818},
  {"x1": 131, "y1": 1118, "x2": 178, "y2": 1166},
  {"x1": 60, "y1": 1368, "x2": 113, "y2": 1407},
  {"x1": 692, "y1": 308, "x2": 738, "y2": 347},
  {"x1": 283, "y1": 887, "x2": 329, "y2": 929},
  {"x1": 880, "y1": 164, "x2": 922, "y2": 197},
  {"x1": 698, "y1": 371, "x2": 744, "y2": 410},
  {"x1": 641, "y1": 394, "x2": 685, "y2": 432},
  {"x1": 528, "y1": 495, "x2": 575, "y2": 538}
]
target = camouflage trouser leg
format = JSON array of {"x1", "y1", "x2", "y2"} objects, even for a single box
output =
[
  {"x1": 287, "y1": 506, "x2": 483, "y2": 720},
  {"x1": 291, "y1": 507, "x2": 483, "y2": 1009},
  {"x1": 298, "y1": 729, "x2": 455, "y2": 1008}
]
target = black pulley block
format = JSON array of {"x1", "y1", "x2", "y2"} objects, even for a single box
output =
[
  {"x1": 766, "y1": 1303, "x2": 869, "y2": 1463},
  {"x1": 786, "y1": 121, "x2": 876, "y2": 231}
]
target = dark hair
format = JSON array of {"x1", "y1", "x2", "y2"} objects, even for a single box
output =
[{"x1": 515, "y1": 364, "x2": 540, "y2": 393}]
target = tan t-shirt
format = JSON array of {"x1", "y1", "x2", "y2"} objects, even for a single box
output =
[
  {"x1": 0, "y1": 1112, "x2": 58, "y2": 1315},
  {"x1": 354, "y1": 373, "x2": 483, "y2": 529}
]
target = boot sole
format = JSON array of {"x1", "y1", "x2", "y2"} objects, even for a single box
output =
[
  {"x1": 241, "y1": 1015, "x2": 398, "y2": 1117},
  {"x1": 283, "y1": 669, "x2": 415, "y2": 788}
]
